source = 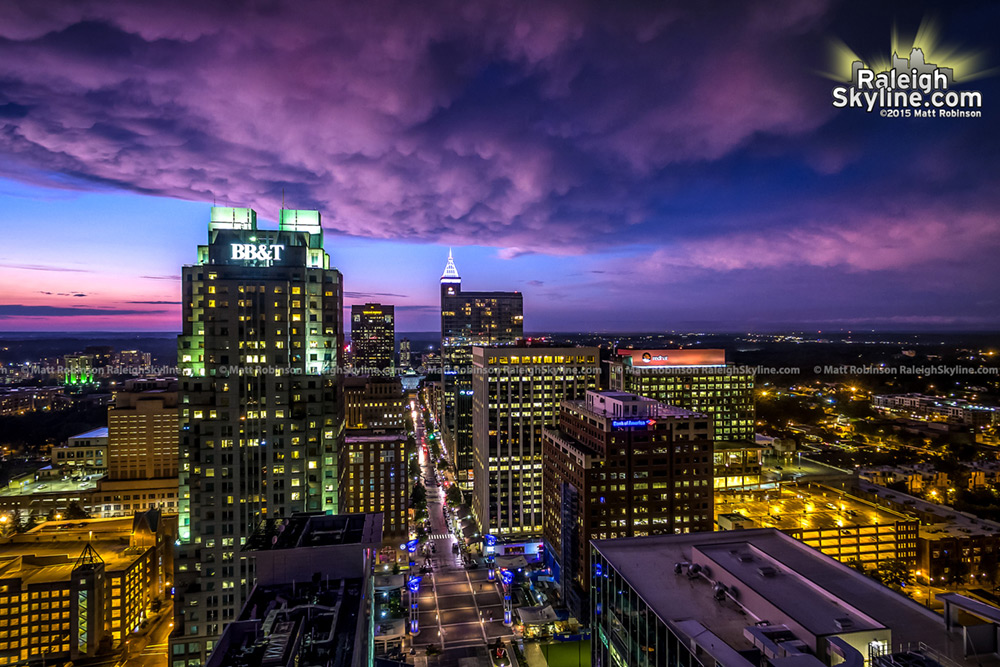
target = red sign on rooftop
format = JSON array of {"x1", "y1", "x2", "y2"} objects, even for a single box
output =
[{"x1": 625, "y1": 349, "x2": 726, "y2": 366}]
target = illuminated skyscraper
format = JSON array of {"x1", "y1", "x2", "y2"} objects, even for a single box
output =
[
  {"x1": 542, "y1": 390, "x2": 714, "y2": 617},
  {"x1": 171, "y1": 207, "x2": 344, "y2": 664},
  {"x1": 351, "y1": 302, "x2": 395, "y2": 372},
  {"x1": 440, "y1": 250, "x2": 523, "y2": 487},
  {"x1": 399, "y1": 337, "x2": 412, "y2": 369},
  {"x1": 608, "y1": 349, "x2": 754, "y2": 440},
  {"x1": 472, "y1": 346, "x2": 599, "y2": 536},
  {"x1": 108, "y1": 378, "x2": 178, "y2": 480},
  {"x1": 608, "y1": 349, "x2": 760, "y2": 487}
]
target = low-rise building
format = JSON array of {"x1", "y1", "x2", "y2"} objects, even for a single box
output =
[
  {"x1": 0, "y1": 386, "x2": 66, "y2": 415},
  {"x1": 873, "y1": 393, "x2": 999, "y2": 429},
  {"x1": 715, "y1": 483, "x2": 919, "y2": 568},
  {"x1": 0, "y1": 476, "x2": 178, "y2": 520},
  {"x1": 0, "y1": 509, "x2": 174, "y2": 663},
  {"x1": 591, "y1": 529, "x2": 1000, "y2": 667},
  {"x1": 843, "y1": 480, "x2": 1000, "y2": 585},
  {"x1": 51, "y1": 427, "x2": 108, "y2": 471}
]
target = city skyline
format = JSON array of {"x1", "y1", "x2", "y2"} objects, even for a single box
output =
[{"x1": 1, "y1": 1, "x2": 999, "y2": 333}]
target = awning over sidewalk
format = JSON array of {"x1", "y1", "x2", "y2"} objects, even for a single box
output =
[{"x1": 516, "y1": 605, "x2": 559, "y2": 626}]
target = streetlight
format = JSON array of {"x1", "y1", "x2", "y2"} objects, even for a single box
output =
[
  {"x1": 485, "y1": 535, "x2": 497, "y2": 581},
  {"x1": 500, "y1": 569, "x2": 514, "y2": 626},
  {"x1": 407, "y1": 576, "x2": 422, "y2": 635}
]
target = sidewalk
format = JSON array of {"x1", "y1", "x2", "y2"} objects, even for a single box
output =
[{"x1": 522, "y1": 642, "x2": 548, "y2": 667}]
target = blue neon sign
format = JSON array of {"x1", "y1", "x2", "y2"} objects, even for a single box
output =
[{"x1": 611, "y1": 419, "x2": 655, "y2": 428}]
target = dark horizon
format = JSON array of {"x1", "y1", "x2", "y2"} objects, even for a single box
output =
[{"x1": 1, "y1": 328, "x2": 998, "y2": 338}]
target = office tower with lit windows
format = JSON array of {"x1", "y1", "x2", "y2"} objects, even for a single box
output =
[
  {"x1": 471, "y1": 346, "x2": 598, "y2": 536},
  {"x1": 340, "y1": 375, "x2": 409, "y2": 544},
  {"x1": 440, "y1": 250, "x2": 523, "y2": 488},
  {"x1": 609, "y1": 349, "x2": 758, "y2": 487},
  {"x1": 542, "y1": 390, "x2": 714, "y2": 618},
  {"x1": 609, "y1": 349, "x2": 754, "y2": 440},
  {"x1": 351, "y1": 303, "x2": 395, "y2": 372},
  {"x1": 113, "y1": 349, "x2": 152, "y2": 369},
  {"x1": 344, "y1": 376, "x2": 406, "y2": 430},
  {"x1": 399, "y1": 337, "x2": 412, "y2": 369},
  {"x1": 340, "y1": 431, "x2": 409, "y2": 543},
  {"x1": 108, "y1": 378, "x2": 179, "y2": 480},
  {"x1": 171, "y1": 207, "x2": 344, "y2": 665}
]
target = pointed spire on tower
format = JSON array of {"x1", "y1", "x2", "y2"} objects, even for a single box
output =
[{"x1": 441, "y1": 248, "x2": 461, "y2": 282}]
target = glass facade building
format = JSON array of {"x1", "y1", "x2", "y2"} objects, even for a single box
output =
[
  {"x1": 171, "y1": 207, "x2": 344, "y2": 665},
  {"x1": 591, "y1": 548, "x2": 696, "y2": 667}
]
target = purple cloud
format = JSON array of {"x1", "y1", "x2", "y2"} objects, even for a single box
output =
[{"x1": 0, "y1": 0, "x2": 835, "y2": 255}]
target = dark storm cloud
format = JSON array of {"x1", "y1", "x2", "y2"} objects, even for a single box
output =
[
  {"x1": 0, "y1": 0, "x2": 840, "y2": 256},
  {"x1": 0, "y1": 0, "x2": 998, "y2": 331}
]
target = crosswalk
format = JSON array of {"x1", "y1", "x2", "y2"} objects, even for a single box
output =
[{"x1": 429, "y1": 533, "x2": 453, "y2": 540}]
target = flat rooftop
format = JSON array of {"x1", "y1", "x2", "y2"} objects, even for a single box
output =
[
  {"x1": 543, "y1": 427, "x2": 601, "y2": 458},
  {"x1": 592, "y1": 529, "x2": 996, "y2": 667},
  {"x1": 345, "y1": 432, "x2": 407, "y2": 443},
  {"x1": 715, "y1": 483, "x2": 911, "y2": 532},
  {"x1": 0, "y1": 476, "x2": 99, "y2": 497},
  {"x1": 244, "y1": 512, "x2": 379, "y2": 552},
  {"x1": 0, "y1": 537, "x2": 146, "y2": 583},
  {"x1": 207, "y1": 577, "x2": 364, "y2": 667},
  {"x1": 567, "y1": 398, "x2": 705, "y2": 421},
  {"x1": 851, "y1": 481, "x2": 1000, "y2": 537}
]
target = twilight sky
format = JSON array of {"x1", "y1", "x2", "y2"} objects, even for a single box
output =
[{"x1": 0, "y1": 0, "x2": 998, "y2": 333}]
